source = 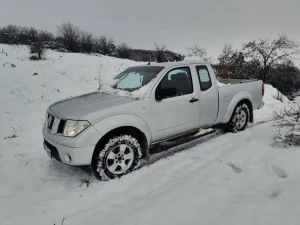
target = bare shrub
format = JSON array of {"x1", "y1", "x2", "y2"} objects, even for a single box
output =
[
  {"x1": 94, "y1": 36, "x2": 115, "y2": 55},
  {"x1": 81, "y1": 176, "x2": 92, "y2": 187},
  {"x1": 97, "y1": 62, "x2": 104, "y2": 90},
  {"x1": 80, "y1": 31, "x2": 95, "y2": 53},
  {"x1": 4, "y1": 127, "x2": 18, "y2": 139},
  {"x1": 4, "y1": 134, "x2": 17, "y2": 139},
  {"x1": 30, "y1": 43, "x2": 45, "y2": 59},
  {"x1": 0, "y1": 25, "x2": 21, "y2": 44},
  {"x1": 116, "y1": 42, "x2": 132, "y2": 59},
  {"x1": 0, "y1": 25, "x2": 54, "y2": 45},
  {"x1": 29, "y1": 30, "x2": 51, "y2": 60},
  {"x1": 275, "y1": 101, "x2": 300, "y2": 146},
  {"x1": 29, "y1": 55, "x2": 39, "y2": 60},
  {"x1": 54, "y1": 218, "x2": 65, "y2": 225},
  {"x1": 154, "y1": 42, "x2": 167, "y2": 62}
]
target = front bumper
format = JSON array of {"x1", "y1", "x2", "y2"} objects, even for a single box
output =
[
  {"x1": 257, "y1": 101, "x2": 264, "y2": 110},
  {"x1": 42, "y1": 125, "x2": 95, "y2": 166}
]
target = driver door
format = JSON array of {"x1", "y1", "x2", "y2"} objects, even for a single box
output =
[{"x1": 151, "y1": 66, "x2": 200, "y2": 142}]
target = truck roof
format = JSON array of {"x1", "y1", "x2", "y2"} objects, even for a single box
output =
[{"x1": 139, "y1": 60, "x2": 209, "y2": 69}]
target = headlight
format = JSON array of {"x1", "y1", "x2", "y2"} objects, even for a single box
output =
[{"x1": 63, "y1": 120, "x2": 90, "y2": 137}]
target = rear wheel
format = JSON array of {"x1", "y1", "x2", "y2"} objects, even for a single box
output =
[
  {"x1": 91, "y1": 134, "x2": 142, "y2": 181},
  {"x1": 228, "y1": 103, "x2": 250, "y2": 133}
]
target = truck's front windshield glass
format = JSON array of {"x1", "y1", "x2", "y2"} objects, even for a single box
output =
[{"x1": 113, "y1": 66, "x2": 164, "y2": 92}]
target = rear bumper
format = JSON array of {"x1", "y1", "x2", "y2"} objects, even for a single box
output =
[
  {"x1": 42, "y1": 126, "x2": 95, "y2": 166},
  {"x1": 257, "y1": 101, "x2": 264, "y2": 110}
]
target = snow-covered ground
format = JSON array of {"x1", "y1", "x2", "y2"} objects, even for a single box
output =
[{"x1": 1, "y1": 44, "x2": 299, "y2": 225}]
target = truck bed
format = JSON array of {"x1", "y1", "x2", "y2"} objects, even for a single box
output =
[{"x1": 214, "y1": 79, "x2": 263, "y2": 125}]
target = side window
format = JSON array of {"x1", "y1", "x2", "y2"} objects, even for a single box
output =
[
  {"x1": 156, "y1": 67, "x2": 193, "y2": 100},
  {"x1": 196, "y1": 65, "x2": 212, "y2": 91}
]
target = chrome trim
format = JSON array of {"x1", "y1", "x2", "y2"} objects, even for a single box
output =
[
  {"x1": 47, "y1": 113, "x2": 61, "y2": 135},
  {"x1": 51, "y1": 117, "x2": 61, "y2": 134}
]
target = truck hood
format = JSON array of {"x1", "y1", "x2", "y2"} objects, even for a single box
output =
[{"x1": 49, "y1": 91, "x2": 135, "y2": 120}]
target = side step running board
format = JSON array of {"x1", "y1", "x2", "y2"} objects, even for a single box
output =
[{"x1": 150, "y1": 128, "x2": 216, "y2": 154}]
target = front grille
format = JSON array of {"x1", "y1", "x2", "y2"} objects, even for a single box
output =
[
  {"x1": 47, "y1": 113, "x2": 65, "y2": 135},
  {"x1": 47, "y1": 114, "x2": 55, "y2": 130},
  {"x1": 57, "y1": 120, "x2": 66, "y2": 134},
  {"x1": 44, "y1": 139, "x2": 61, "y2": 162}
]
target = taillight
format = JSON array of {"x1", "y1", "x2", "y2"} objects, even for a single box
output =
[{"x1": 262, "y1": 83, "x2": 265, "y2": 97}]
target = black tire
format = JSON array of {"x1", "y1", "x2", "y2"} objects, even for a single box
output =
[
  {"x1": 228, "y1": 103, "x2": 250, "y2": 133},
  {"x1": 91, "y1": 134, "x2": 142, "y2": 181}
]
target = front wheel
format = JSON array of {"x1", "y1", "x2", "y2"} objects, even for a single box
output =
[
  {"x1": 228, "y1": 103, "x2": 250, "y2": 133},
  {"x1": 91, "y1": 134, "x2": 142, "y2": 181}
]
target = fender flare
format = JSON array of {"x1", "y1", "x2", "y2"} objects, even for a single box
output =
[
  {"x1": 222, "y1": 91, "x2": 253, "y2": 124},
  {"x1": 92, "y1": 114, "x2": 153, "y2": 146}
]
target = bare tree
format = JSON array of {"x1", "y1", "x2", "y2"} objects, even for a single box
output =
[
  {"x1": 116, "y1": 42, "x2": 132, "y2": 59},
  {"x1": 216, "y1": 44, "x2": 244, "y2": 78},
  {"x1": 94, "y1": 36, "x2": 115, "y2": 55},
  {"x1": 268, "y1": 60, "x2": 300, "y2": 95},
  {"x1": 186, "y1": 45, "x2": 210, "y2": 61},
  {"x1": 154, "y1": 42, "x2": 167, "y2": 62},
  {"x1": 215, "y1": 44, "x2": 235, "y2": 78},
  {"x1": 243, "y1": 34, "x2": 300, "y2": 82},
  {"x1": 30, "y1": 41, "x2": 45, "y2": 60},
  {"x1": 38, "y1": 30, "x2": 54, "y2": 43},
  {"x1": 19, "y1": 27, "x2": 38, "y2": 44},
  {"x1": 0, "y1": 25, "x2": 55, "y2": 47},
  {"x1": 214, "y1": 44, "x2": 261, "y2": 79},
  {"x1": 57, "y1": 22, "x2": 81, "y2": 52},
  {"x1": 218, "y1": 44, "x2": 234, "y2": 63},
  {"x1": 30, "y1": 30, "x2": 48, "y2": 60},
  {"x1": 80, "y1": 31, "x2": 94, "y2": 53},
  {"x1": 0, "y1": 25, "x2": 20, "y2": 44}
]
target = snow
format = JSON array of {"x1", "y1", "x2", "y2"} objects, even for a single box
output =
[
  {"x1": 184, "y1": 56, "x2": 205, "y2": 62},
  {"x1": 253, "y1": 84, "x2": 290, "y2": 124},
  {"x1": 292, "y1": 131, "x2": 300, "y2": 136},
  {"x1": 217, "y1": 80, "x2": 231, "y2": 87},
  {"x1": 1, "y1": 44, "x2": 300, "y2": 225},
  {"x1": 99, "y1": 78, "x2": 155, "y2": 99},
  {"x1": 194, "y1": 128, "x2": 215, "y2": 136}
]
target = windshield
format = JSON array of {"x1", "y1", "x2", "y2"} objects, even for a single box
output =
[{"x1": 113, "y1": 66, "x2": 164, "y2": 92}]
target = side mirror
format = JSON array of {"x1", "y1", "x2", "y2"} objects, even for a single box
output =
[{"x1": 155, "y1": 86, "x2": 177, "y2": 101}]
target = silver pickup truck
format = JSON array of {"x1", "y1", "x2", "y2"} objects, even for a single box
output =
[{"x1": 42, "y1": 60, "x2": 264, "y2": 180}]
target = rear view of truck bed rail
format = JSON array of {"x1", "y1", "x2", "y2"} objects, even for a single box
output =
[{"x1": 218, "y1": 79, "x2": 259, "y2": 85}]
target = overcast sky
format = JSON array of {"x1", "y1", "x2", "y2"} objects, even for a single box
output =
[{"x1": 1, "y1": 0, "x2": 300, "y2": 60}]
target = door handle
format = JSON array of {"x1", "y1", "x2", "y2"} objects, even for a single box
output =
[{"x1": 189, "y1": 98, "x2": 199, "y2": 103}]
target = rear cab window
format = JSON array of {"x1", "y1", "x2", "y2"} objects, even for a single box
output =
[{"x1": 196, "y1": 65, "x2": 212, "y2": 91}]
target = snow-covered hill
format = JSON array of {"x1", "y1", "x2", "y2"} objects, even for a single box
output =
[{"x1": 1, "y1": 44, "x2": 299, "y2": 225}]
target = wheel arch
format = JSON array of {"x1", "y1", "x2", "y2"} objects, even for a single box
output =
[
  {"x1": 223, "y1": 93, "x2": 254, "y2": 124},
  {"x1": 92, "y1": 126, "x2": 148, "y2": 161}
]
